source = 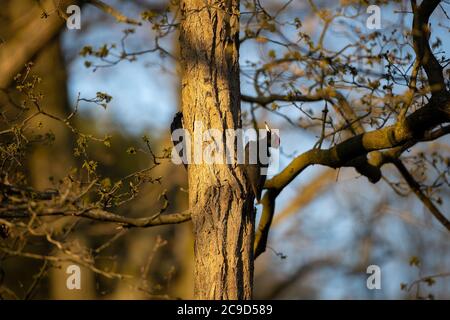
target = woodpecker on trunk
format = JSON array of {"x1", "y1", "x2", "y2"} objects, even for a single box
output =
[{"x1": 244, "y1": 122, "x2": 279, "y2": 202}]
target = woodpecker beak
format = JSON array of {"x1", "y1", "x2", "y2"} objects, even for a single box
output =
[{"x1": 264, "y1": 122, "x2": 271, "y2": 132}]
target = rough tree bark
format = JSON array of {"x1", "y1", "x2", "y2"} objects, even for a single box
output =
[{"x1": 179, "y1": 0, "x2": 255, "y2": 299}]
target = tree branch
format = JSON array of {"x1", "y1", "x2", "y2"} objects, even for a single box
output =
[{"x1": 267, "y1": 99, "x2": 449, "y2": 191}]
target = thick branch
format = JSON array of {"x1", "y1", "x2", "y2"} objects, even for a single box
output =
[
  {"x1": 267, "y1": 99, "x2": 449, "y2": 191},
  {"x1": 0, "y1": 3, "x2": 66, "y2": 88},
  {"x1": 241, "y1": 93, "x2": 322, "y2": 104},
  {"x1": 254, "y1": 0, "x2": 450, "y2": 258},
  {"x1": 254, "y1": 189, "x2": 277, "y2": 258},
  {"x1": 86, "y1": 0, "x2": 142, "y2": 25},
  {"x1": 242, "y1": 89, "x2": 365, "y2": 135}
]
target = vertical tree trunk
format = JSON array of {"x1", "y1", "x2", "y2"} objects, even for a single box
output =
[{"x1": 179, "y1": 0, "x2": 255, "y2": 299}]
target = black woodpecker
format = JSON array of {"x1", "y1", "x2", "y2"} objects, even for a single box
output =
[{"x1": 244, "y1": 122, "x2": 279, "y2": 202}]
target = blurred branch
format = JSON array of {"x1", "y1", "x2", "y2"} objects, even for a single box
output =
[
  {"x1": 0, "y1": 246, "x2": 128, "y2": 279},
  {"x1": 407, "y1": 272, "x2": 450, "y2": 292},
  {"x1": 261, "y1": 258, "x2": 338, "y2": 299},
  {"x1": 74, "y1": 208, "x2": 191, "y2": 228},
  {"x1": 272, "y1": 169, "x2": 335, "y2": 227},
  {"x1": 241, "y1": 92, "x2": 322, "y2": 104},
  {"x1": 392, "y1": 159, "x2": 450, "y2": 231},
  {"x1": 411, "y1": 0, "x2": 446, "y2": 95},
  {"x1": 23, "y1": 261, "x2": 49, "y2": 300}
]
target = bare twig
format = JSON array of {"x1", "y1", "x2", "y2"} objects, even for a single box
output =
[{"x1": 86, "y1": 0, "x2": 142, "y2": 25}]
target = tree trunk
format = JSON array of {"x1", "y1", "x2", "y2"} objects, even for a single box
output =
[{"x1": 179, "y1": 0, "x2": 255, "y2": 299}]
